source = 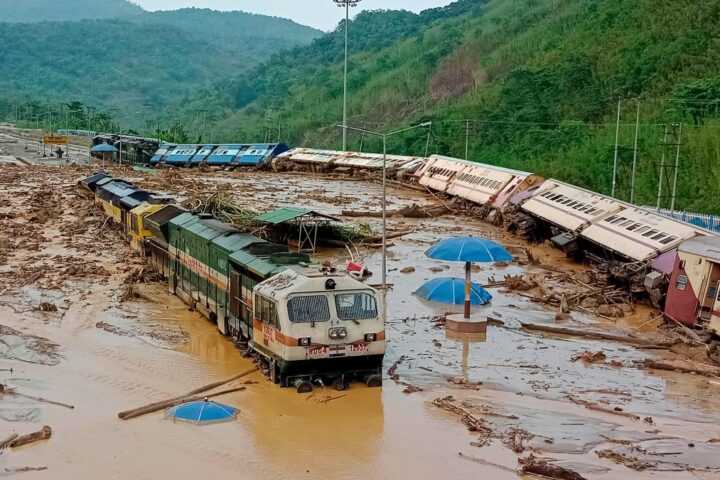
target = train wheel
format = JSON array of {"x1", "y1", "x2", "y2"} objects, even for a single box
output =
[
  {"x1": 294, "y1": 379, "x2": 313, "y2": 394},
  {"x1": 332, "y1": 379, "x2": 349, "y2": 391},
  {"x1": 366, "y1": 375, "x2": 382, "y2": 388}
]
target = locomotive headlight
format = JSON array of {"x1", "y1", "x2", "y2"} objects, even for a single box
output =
[
  {"x1": 365, "y1": 333, "x2": 376, "y2": 342},
  {"x1": 298, "y1": 337, "x2": 311, "y2": 346},
  {"x1": 328, "y1": 327, "x2": 347, "y2": 340}
]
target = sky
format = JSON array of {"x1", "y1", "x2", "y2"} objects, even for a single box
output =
[{"x1": 132, "y1": 0, "x2": 455, "y2": 30}]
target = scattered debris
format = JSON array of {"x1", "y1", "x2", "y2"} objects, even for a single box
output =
[
  {"x1": 433, "y1": 396, "x2": 492, "y2": 437},
  {"x1": 9, "y1": 426, "x2": 52, "y2": 448},
  {"x1": 37, "y1": 302, "x2": 57, "y2": 312},
  {"x1": 596, "y1": 449, "x2": 652, "y2": 471},
  {"x1": 521, "y1": 322, "x2": 675, "y2": 347},
  {"x1": 640, "y1": 358, "x2": 720, "y2": 377},
  {"x1": 571, "y1": 351, "x2": 607, "y2": 363},
  {"x1": 0, "y1": 383, "x2": 74, "y2": 409},
  {"x1": 0, "y1": 433, "x2": 19, "y2": 451},
  {"x1": 567, "y1": 395, "x2": 640, "y2": 420},
  {"x1": 519, "y1": 454, "x2": 589, "y2": 480},
  {"x1": 0, "y1": 324, "x2": 61, "y2": 365}
]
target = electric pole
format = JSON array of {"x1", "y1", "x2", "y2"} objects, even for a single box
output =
[{"x1": 333, "y1": 0, "x2": 362, "y2": 151}]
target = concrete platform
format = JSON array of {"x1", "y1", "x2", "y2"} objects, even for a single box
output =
[{"x1": 445, "y1": 314, "x2": 488, "y2": 334}]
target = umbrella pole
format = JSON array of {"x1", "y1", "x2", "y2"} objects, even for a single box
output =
[{"x1": 464, "y1": 261, "x2": 471, "y2": 319}]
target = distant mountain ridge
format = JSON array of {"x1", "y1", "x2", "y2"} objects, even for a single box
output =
[
  {"x1": 0, "y1": 0, "x2": 322, "y2": 114},
  {"x1": 0, "y1": 0, "x2": 145, "y2": 22}
]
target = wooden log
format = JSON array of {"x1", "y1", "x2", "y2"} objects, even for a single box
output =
[
  {"x1": 521, "y1": 459, "x2": 588, "y2": 480},
  {"x1": 0, "y1": 433, "x2": 19, "y2": 451},
  {"x1": 0, "y1": 387, "x2": 74, "y2": 410},
  {"x1": 118, "y1": 367, "x2": 257, "y2": 419},
  {"x1": 10, "y1": 426, "x2": 51, "y2": 448},
  {"x1": 641, "y1": 359, "x2": 720, "y2": 377},
  {"x1": 520, "y1": 322, "x2": 672, "y2": 347},
  {"x1": 119, "y1": 386, "x2": 246, "y2": 420},
  {"x1": 185, "y1": 367, "x2": 258, "y2": 396},
  {"x1": 567, "y1": 395, "x2": 640, "y2": 420},
  {"x1": 341, "y1": 205, "x2": 448, "y2": 219},
  {"x1": 363, "y1": 229, "x2": 415, "y2": 243}
]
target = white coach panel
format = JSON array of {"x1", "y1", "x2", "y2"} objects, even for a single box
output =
[
  {"x1": 522, "y1": 180, "x2": 624, "y2": 232},
  {"x1": 581, "y1": 207, "x2": 709, "y2": 261}
]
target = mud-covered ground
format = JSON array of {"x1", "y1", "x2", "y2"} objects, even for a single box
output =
[{"x1": 1, "y1": 127, "x2": 719, "y2": 479}]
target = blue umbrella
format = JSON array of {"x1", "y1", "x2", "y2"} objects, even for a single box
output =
[
  {"x1": 414, "y1": 277, "x2": 492, "y2": 305},
  {"x1": 90, "y1": 143, "x2": 118, "y2": 153},
  {"x1": 425, "y1": 236, "x2": 512, "y2": 319},
  {"x1": 166, "y1": 399, "x2": 238, "y2": 425},
  {"x1": 425, "y1": 236, "x2": 513, "y2": 263}
]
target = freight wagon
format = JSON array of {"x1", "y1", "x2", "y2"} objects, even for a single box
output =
[{"x1": 81, "y1": 175, "x2": 385, "y2": 393}]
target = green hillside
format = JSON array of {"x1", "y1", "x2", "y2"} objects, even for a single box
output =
[
  {"x1": 131, "y1": 8, "x2": 320, "y2": 53},
  {"x1": 0, "y1": 3, "x2": 321, "y2": 115},
  {"x1": 188, "y1": 0, "x2": 720, "y2": 213},
  {"x1": 0, "y1": 0, "x2": 144, "y2": 22}
]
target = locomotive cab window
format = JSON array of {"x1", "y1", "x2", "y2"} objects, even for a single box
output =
[
  {"x1": 287, "y1": 295, "x2": 330, "y2": 323},
  {"x1": 255, "y1": 295, "x2": 279, "y2": 329},
  {"x1": 335, "y1": 293, "x2": 378, "y2": 320}
]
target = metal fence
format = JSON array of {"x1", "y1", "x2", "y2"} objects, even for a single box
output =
[{"x1": 645, "y1": 207, "x2": 720, "y2": 233}]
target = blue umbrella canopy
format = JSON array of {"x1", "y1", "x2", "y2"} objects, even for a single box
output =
[
  {"x1": 166, "y1": 399, "x2": 238, "y2": 425},
  {"x1": 425, "y1": 236, "x2": 513, "y2": 263},
  {"x1": 90, "y1": 143, "x2": 118, "y2": 153},
  {"x1": 414, "y1": 277, "x2": 493, "y2": 305}
]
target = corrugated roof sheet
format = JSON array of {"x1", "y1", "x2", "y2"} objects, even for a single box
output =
[
  {"x1": 255, "y1": 207, "x2": 311, "y2": 224},
  {"x1": 254, "y1": 207, "x2": 339, "y2": 225}
]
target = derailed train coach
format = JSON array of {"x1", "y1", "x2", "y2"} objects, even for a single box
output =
[
  {"x1": 150, "y1": 143, "x2": 289, "y2": 168},
  {"x1": 416, "y1": 155, "x2": 544, "y2": 211},
  {"x1": 79, "y1": 174, "x2": 385, "y2": 393},
  {"x1": 272, "y1": 148, "x2": 426, "y2": 177},
  {"x1": 511, "y1": 179, "x2": 714, "y2": 303}
]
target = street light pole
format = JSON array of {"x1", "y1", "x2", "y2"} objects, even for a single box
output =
[
  {"x1": 334, "y1": 0, "x2": 362, "y2": 151},
  {"x1": 338, "y1": 121, "x2": 432, "y2": 323}
]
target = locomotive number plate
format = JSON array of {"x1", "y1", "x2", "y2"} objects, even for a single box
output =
[
  {"x1": 307, "y1": 346, "x2": 329, "y2": 356},
  {"x1": 349, "y1": 343, "x2": 369, "y2": 353}
]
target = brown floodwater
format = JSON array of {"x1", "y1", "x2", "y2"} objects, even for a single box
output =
[{"x1": 2, "y1": 165, "x2": 720, "y2": 479}]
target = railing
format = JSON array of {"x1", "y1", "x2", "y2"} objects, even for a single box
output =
[{"x1": 645, "y1": 207, "x2": 720, "y2": 233}]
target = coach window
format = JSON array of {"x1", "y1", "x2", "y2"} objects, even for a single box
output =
[{"x1": 676, "y1": 275, "x2": 688, "y2": 291}]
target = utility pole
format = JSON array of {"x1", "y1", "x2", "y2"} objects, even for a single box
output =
[
  {"x1": 87, "y1": 106, "x2": 93, "y2": 133},
  {"x1": 630, "y1": 99, "x2": 640, "y2": 204},
  {"x1": 465, "y1": 119, "x2": 470, "y2": 160},
  {"x1": 670, "y1": 123, "x2": 683, "y2": 211},
  {"x1": 425, "y1": 122, "x2": 432, "y2": 157},
  {"x1": 611, "y1": 99, "x2": 621, "y2": 198},
  {"x1": 334, "y1": 0, "x2": 362, "y2": 151},
  {"x1": 656, "y1": 124, "x2": 669, "y2": 209}
]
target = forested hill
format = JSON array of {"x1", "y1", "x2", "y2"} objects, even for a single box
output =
[
  {"x1": 190, "y1": 0, "x2": 720, "y2": 213},
  {"x1": 0, "y1": 4, "x2": 321, "y2": 113},
  {"x1": 0, "y1": 0, "x2": 144, "y2": 22},
  {"x1": 130, "y1": 8, "x2": 320, "y2": 51}
]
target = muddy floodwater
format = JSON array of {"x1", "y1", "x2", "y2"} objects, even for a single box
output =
[{"x1": 0, "y1": 133, "x2": 719, "y2": 479}]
